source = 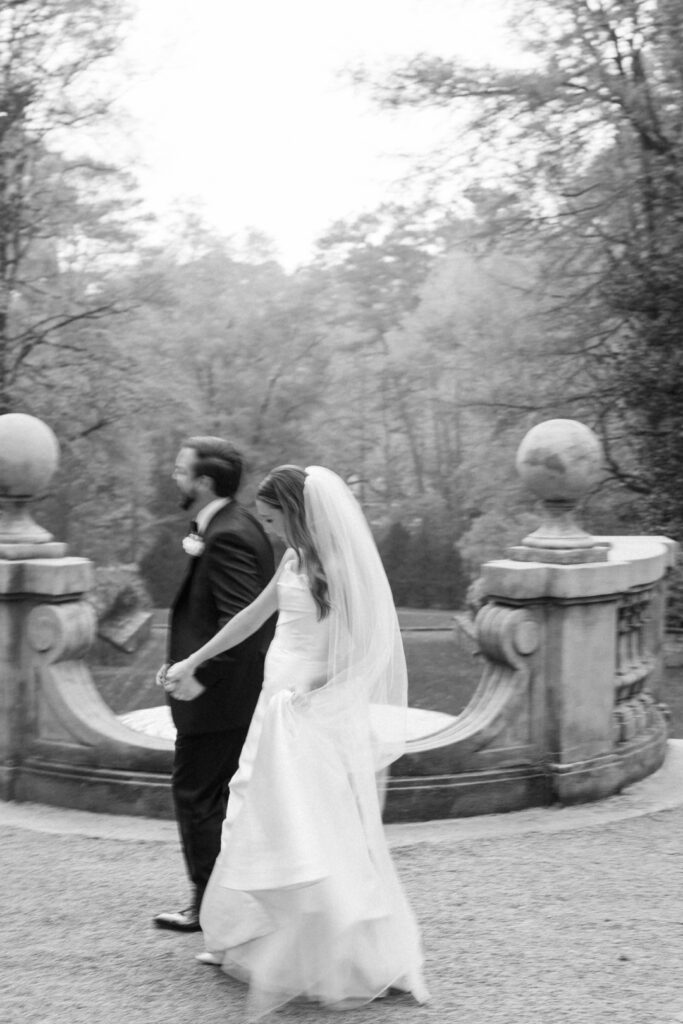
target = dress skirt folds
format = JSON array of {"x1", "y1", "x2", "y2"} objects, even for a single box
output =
[{"x1": 199, "y1": 561, "x2": 429, "y2": 1019}]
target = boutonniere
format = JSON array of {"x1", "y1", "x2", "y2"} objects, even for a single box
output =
[{"x1": 182, "y1": 532, "x2": 205, "y2": 557}]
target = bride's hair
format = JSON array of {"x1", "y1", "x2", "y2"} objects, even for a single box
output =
[{"x1": 257, "y1": 465, "x2": 330, "y2": 619}]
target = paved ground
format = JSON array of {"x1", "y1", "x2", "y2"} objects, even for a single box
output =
[{"x1": 2, "y1": 745, "x2": 683, "y2": 1024}]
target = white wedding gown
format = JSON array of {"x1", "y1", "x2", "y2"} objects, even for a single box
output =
[{"x1": 199, "y1": 559, "x2": 429, "y2": 1018}]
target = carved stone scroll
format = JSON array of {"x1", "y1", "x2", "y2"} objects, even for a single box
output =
[{"x1": 27, "y1": 602, "x2": 96, "y2": 662}]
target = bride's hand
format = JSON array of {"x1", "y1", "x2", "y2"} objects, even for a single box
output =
[
  {"x1": 164, "y1": 659, "x2": 191, "y2": 685},
  {"x1": 164, "y1": 660, "x2": 205, "y2": 701}
]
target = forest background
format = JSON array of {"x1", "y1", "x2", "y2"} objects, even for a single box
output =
[{"x1": 2, "y1": 0, "x2": 682, "y2": 620}]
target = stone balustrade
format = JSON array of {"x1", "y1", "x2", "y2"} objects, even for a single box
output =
[
  {"x1": 385, "y1": 422, "x2": 677, "y2": 819},
  {"x1": 0, "y1": 413, "x2": 677, "y2": 821}
]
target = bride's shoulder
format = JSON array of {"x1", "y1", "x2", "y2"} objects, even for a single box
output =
[{"x1": 275, "y1": 548, "x2": 301, "y2": 578}]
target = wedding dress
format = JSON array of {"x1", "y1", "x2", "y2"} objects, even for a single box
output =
[{"x1": 199, "y1": 553, "x2": 429, "y2": 1018}]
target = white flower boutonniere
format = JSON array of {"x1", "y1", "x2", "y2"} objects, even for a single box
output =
[{"x1": 182, "y1": 532, "x2": 205, "y2": 557}]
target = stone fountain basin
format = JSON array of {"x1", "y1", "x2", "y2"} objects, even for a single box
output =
[{"x1": 119, "y1": 703, "x2": 457, "y2": 746}]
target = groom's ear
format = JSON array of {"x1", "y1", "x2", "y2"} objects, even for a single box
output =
[{"x1": 197, "y1": 474, "x2": 216, "y2": 497}]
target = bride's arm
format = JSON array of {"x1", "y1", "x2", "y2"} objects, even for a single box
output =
[{"x1": 166, "y1": 549, "x2": 293, "y2": 681}]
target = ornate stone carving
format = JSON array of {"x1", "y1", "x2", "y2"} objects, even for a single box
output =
[
  {"x1": 397, "y1": 602, "x2": 542, "y2": 764},
  {"x1": 0, "y1": 416, "x2": 172, "y2": 815},
  {"x1": 27, "y1": 602, "x2": 96, "y2": 662},
  {"x1": 476, "y1": 603, "x2": 541, "y2": 663},
  {"x1": 612, "y1": 585, "x2": 663, "y2": 743}
]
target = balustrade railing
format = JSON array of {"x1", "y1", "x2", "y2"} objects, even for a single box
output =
[{"x1": 0, "y1": 413, "x2": 677, "y2": 821}]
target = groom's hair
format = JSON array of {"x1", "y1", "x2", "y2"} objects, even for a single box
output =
[{"x1": 182, "y1": 436, "x2": 243, "y2": 498}]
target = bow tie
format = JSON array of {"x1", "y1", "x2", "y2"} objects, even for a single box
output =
[{"x1": 190, "y1": 520, "x2": 199, "y2": 535}]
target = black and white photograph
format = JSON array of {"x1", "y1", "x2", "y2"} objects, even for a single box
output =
[{"x1": 0, "y1": 1, "x2": 682, "y2": 1022}]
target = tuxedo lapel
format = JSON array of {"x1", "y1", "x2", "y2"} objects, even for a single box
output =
[
  {"x1": 172, "y1": 523, "x2": 205, "y2": 610},
  {"x1": 202, "y1": 500, "x2": 237, "y2": 543},
  {"x1": 172, "y1": 502, "x2": 238, "y2": 610}
]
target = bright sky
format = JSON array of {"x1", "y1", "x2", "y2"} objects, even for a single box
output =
[{"x1": 115, "y1": 0, "x2": 519, "y2": 267}]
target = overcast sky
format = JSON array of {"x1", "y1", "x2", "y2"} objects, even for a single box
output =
[{"x1": 114, "y1": 0, "x2": 520, "y2": 267}]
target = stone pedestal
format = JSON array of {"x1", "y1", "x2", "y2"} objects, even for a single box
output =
[
  {"x1": 386, "y1": 419, "x2": 676, "y2": 818},
  {"x1": 0, "y1": 556, "x2": 94, "y2": 799},
  {"x1": 0, "y1": 413, "x2": 174, "y2": 816},
  {"x1": 0, "y1": 555, "x2": 174, "y2": 814},
  {"x1": 480, "y1": 535, "x2": 675, "y2": 804}
]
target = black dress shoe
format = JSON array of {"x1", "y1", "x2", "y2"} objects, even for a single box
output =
[{"x1": 153, "y1": 907, "x2": 201, "y2": 932}]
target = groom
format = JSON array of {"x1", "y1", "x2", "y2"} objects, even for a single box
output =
[{"x1": 154, "y1": 436, "x2": 275, "y2": 932}]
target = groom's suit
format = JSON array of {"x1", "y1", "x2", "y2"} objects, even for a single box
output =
[{"x1": 167, "y1": 500, "x2": 275, "y2": 912}]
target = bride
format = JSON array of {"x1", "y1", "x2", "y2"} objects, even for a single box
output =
[{"x1": 164, "y1": 465, "x2": 429, "y2": 1019}]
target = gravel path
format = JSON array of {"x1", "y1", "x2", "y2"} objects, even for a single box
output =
[{"x1": 2, "y1": 803, "x2": 683, "y2": 1024}]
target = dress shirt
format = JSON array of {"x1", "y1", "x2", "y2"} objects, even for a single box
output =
[{"x1": 195, "y1": 497, "x2": 231, "y2": 536}]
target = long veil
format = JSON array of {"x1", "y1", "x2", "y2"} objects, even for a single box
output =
[{"x1": 303, "y1": 465, "x2": 408, "y2": 773}]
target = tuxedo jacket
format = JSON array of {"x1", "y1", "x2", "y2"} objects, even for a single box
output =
[{"x1": 167, "y1": 501, "x2": 276, "y2": 736}]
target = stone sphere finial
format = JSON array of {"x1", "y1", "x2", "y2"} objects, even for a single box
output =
[
  {"x1": 0, "y1": 413, "x2": 66, "y2": 558},
  {"x1": 511, "y1": 419, "x2": 609, "y2": 564},
  {"x1": 515, "y1": 419, "x2": 603, "y2": 503},
  {"x1": 0, "y1": 413, "x2": 60, "y2": 497}
]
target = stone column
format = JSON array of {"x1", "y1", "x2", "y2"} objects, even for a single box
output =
[
  {"x1": 482, "y1": 419, "x2": 674, "y2": 802},
  {"x1": 0, "y1": 414, "x2": 88, "y2": 798},
  {"x1": 0, "y1": 413, "x2": 173, "y2": 815},
  {"x1": 384, "y1": 417, "x2": 675, "y2": 820}
]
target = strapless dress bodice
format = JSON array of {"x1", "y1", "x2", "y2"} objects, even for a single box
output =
[{"x1": 265, "y1": 560, "x2": 330, "y2": 692}]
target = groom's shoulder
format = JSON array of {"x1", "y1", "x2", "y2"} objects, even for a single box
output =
[
  {"x1": 207, "y1": 504, "x2": 274, "y2": 576},
  {"x1": 212, "y1": 501, "x2": 266, "y2": 541}
]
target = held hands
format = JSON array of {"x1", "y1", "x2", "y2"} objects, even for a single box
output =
[{"x1": 158, "y1": 660, "x2": 206, "y2": 702}]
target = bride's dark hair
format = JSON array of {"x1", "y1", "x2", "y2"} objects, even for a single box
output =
[{"x1": 257, "y1": 465, "x2": 330, "y2": 620}]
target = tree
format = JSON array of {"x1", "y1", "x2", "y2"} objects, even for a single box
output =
[
  {"x1": 378, "y1": 521, "x2": 413, "y2": 605},
  {"x1": 367, "y1": 0, "x2": 683, "y2": 537},
  {"x1": 0, "y1": 0, "x2": 135, "y2": 412},
  {"x1": 311, "y1": 207, "x2": 436, "y2": 499}
]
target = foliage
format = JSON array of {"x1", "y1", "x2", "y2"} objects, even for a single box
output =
[
  {"x1": 0, "y1": 0, "x2": 155, "y2": 564},
  {"x1": 378, "y1": 518, "x2": 467, "y2": 609},
  {"x1": 90, "y1": 565, "x2": 152, "y2": 621},
  {"x1": 0, "y1": 0, "x2": 137, "y2": 407},
  {"x1": 368, "y1": 0, "x2": 683, "y2": 540},
  {"x1": 8, "y1": 0, "x2": 683, "y2": 618}
]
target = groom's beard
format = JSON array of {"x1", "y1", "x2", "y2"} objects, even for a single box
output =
[{"x1": 179, "y1": 492, "x2": 196, "y2": 512}]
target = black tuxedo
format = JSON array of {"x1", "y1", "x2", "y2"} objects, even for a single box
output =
[
  {"x1": 166, "y1": 500, "x2": 275, "y2": 910},
  {"x1": 168, "y1": 501, "x2": 275, "y2": 734}
]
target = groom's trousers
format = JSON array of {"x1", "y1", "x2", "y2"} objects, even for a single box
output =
[{"x1": 172, "y1": 727, "x2": 249, "y2": 912}]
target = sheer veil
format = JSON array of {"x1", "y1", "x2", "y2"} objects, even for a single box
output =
[{"x1": 303, "y1": 466, "x2": 408, "y2": 773}]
